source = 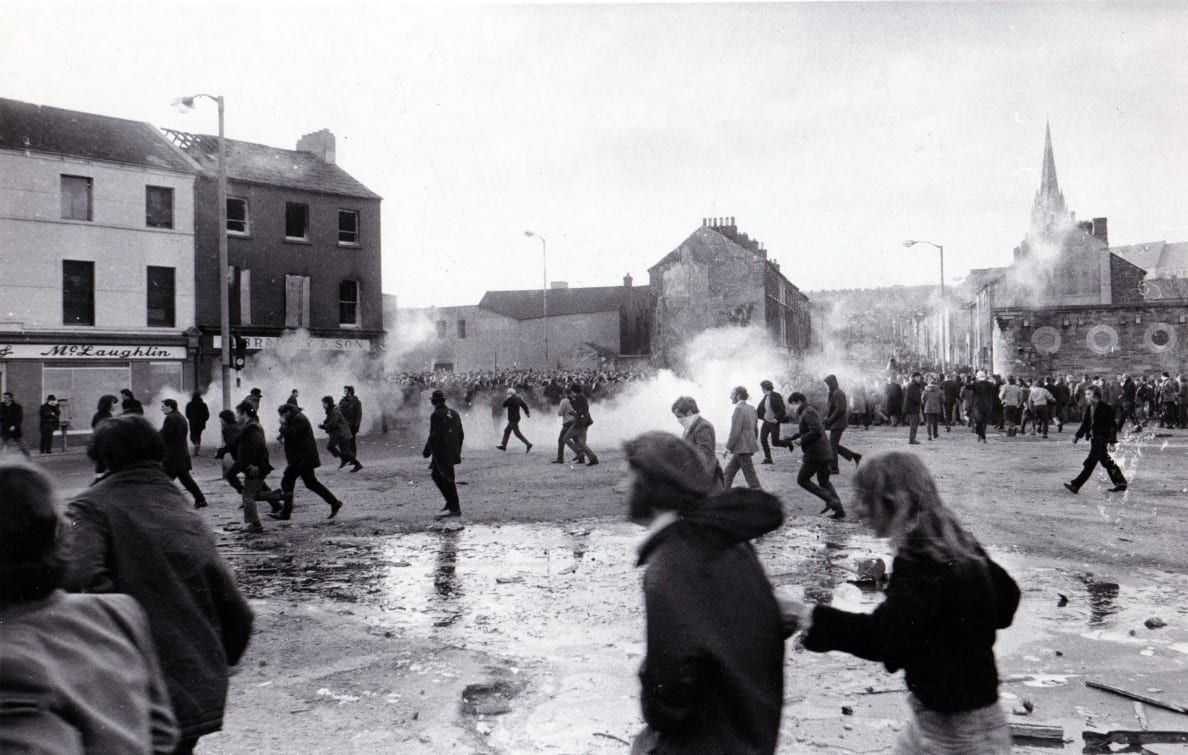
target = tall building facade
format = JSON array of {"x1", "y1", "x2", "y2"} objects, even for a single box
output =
[
  {"x1": 0, "y1": 98, "x2": 198, "y2": 442},
  {"x1": 164, "y1": 128, "x2": 384, "y2": 393}
]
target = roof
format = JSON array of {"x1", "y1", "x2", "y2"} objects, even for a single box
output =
[
  {"x1": 1112, "y1": 240, "x2": 1188, "y2": 278},
  {"x1": 162, "y1": 130, "x2": 380, "y2": 200},
  {"x1": 479, "y1": 285, "x2": 648, "y2": 321},
  {"x1": 0, "y1": 97, "x2": 193, "y2": 172},
  {"x1": 650, "y1": 225, "x2": 759, "y2": 272}
]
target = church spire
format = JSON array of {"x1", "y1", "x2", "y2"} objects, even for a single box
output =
[{"x1": 1030, "y1": 120, "x2": 1071, "y2": 241}]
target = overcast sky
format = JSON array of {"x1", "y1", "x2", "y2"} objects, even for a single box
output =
[{"x1": 5, "y1": 2, "x2": 1187, "y2": 308}]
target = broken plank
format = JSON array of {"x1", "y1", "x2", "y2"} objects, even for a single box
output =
[
  {"x1": 1135, "y1": 701, "x2": 1149, "y2": 731},
  {"x1": 1085, "y1": 680, "x2": 1188, "y2": 716},
  {"x1": 1082, "y1": 730, "x2": 1188, "y2": 749},
  {"x1": 1010, "y1": 722, "x2": 1064, "y2": 742}
]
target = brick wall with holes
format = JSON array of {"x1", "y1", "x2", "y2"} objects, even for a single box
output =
[{"x1": 992, "y1": 305, "x2": 1188, "y2": 378}]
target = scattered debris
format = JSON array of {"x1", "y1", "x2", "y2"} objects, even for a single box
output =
[
  {"x1": 1134, "y1": 701, "x2": 1149, "y2": 731},
  {"x1": 593, "y1": 732, "x2": 631, "y2": 745},
  {"x1": 1057, "y1": 593, "x2": 1069, "y2": 607},
  {"x1": 1082, "y1": 729, "x2": 1188, "y2": 752},
  {"x1": 1023, "y1": 698, "x2": 1035, "y2": 713},
  {"x1": 1144, "y1": 617, "x2": 1168, "y2": 629},
  {"x1": 855, "y1": 558, "x2": 886, "y2": 584},
  {"x1": 1009, "y1": 721, "x2": 1064, "y2": 743},
  {"x1": 495, "y1": 576, "x2": 524, "y2": 584},
  {"x1": 461, "y1": 680, "x2": 524, "y2": 716},
  {"x1": 1085, "y1": 680, "x2": 1188, "y2": 715},
  {"x1": 841, "y1": 706, "x2": 853, "y2": 716}
]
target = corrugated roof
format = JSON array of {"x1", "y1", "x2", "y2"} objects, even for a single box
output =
[
  {"x1": 0, "y1": 97, "x2": 193, "y2": 172},
  {"x1": 479, "y1": 285, "x2": 648, "y2": 321},
  {"x1": 162, "y1": 130, "x2": 380, "y2": 200}
]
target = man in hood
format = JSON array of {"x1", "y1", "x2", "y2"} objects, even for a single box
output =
[{"x1": 623, "y1": 431, "x2": 787, "y2": 755}]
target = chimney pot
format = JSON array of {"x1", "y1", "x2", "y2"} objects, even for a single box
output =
[{"x1": 297, "y1": 128, "x2": 336, "y2": 164}]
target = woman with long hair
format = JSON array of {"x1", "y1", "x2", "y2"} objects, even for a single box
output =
[{"x1": 783, "y1": 451, "x2": 1020, "y2": 754}]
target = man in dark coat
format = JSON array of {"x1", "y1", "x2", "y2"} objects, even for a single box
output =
[
  {"x1": 38, "y1": 395, "x2": 61, "y2": 454},
  {"x1": 496, "y1": 387, "x2": 533, "y2": 453},
  {"x1": 884, "y1": 378, "x2": 904, "y2": 427},
  {"x1": 1065, "y1": 385, "x2": 1128, "y2": 494},
  {"x1": 780, "y1": 392, "x2": 845, "y2": 518},
  {"x1": 755, "y1": 380, "x2": 786, "y2": 465},
  {"x1": 424, "y1": 389, "x2": 465, "y2": 519},
  {"x1": 971, "y1": 371, "x2": 998, "y2": 444},
  {"x1": 320, "y1": 396, "x2": 362, "y2": 472},
  {"x1": 623, "y1": 431, "x2": 787, "y2": 755},
  {"x1": 234, "y1": 400, "x2": 274, "y2": 533},
  {"x1": 159, "y1": 398, "x2": 206, "y2": 508},
  {"x1": 339, "y1": 386, "x2": 363, "y2": 457},
  {"x1": 1, "y1": 391, "x2": 31, "y2": 458},
  {"x1": 60, "y1": 414, "x2": 253, "y2": 754},
  {"x1": 902, "y1": 372, "x2": 924, "y2": 444},
  {"x1": 561, "y1": 384, "x2": 598, "y2": 466},
  {"x1": 271, "y1": 403, "x2": 343, "y2": 520},
  {"x1": 184, "y1": 392, "x2": 210, "y2": 456},
  {"x1": 941, "y1": 373, "x2": 961, "y2": 431},
  {"x1": 823, "y1": 374, "x2": 862, "y2": 472}
]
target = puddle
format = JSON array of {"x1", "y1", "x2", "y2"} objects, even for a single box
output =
[{"x1": 223, "y1": 519, "x2": 1188, "y2": 753}]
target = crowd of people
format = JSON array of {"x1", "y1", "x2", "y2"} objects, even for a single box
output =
[{"x1": 2, "y1": 358, "x2": 1179, "y2": 753}]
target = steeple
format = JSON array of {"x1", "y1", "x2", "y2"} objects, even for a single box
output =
[{"x1": 1029, "y1": 120, "x2": 1071, "y2": 241}]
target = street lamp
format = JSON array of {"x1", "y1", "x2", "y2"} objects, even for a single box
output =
[
  {"x1": 904, "y1": 239, "x2": 946, "y2": 371},
  {"x1": 523, "y1": 230, "x2": 548, "y2": 367},
  {"x1": 174, "y1": 94, "x2": 232, "y2": 412}
]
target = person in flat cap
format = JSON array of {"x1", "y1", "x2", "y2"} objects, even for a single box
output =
[
  {"x1": 623, "y1": 431, "x2": 788, "y2": 755},
  {"x1": 423, "y1": 389, "x2": 465, "y2": 519}
]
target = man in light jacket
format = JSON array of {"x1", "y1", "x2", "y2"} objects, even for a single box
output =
[{"x1": 723, "y1": 385, "x2": 761, "y2": 489}]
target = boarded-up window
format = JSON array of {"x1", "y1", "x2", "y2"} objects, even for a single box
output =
[{"x1": 285, "y1": 275, "x2": 311, "y2": 328}]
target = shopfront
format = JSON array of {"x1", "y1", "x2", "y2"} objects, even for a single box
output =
[{"x1": 0, "y1": 340, "x2": 193, "y2": 443}]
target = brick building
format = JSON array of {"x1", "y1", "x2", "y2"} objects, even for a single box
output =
[
  {"x1": 0, "y1": 97, "x2": 198, "y2": 443},
  {"x1": 968, "y1": 125, "x2": 1188, "y2": 377},
  {"x1": 163, "y1": 127, "x2": 384, "y2": 392},
  {"x1": 647, "y1": 218, "x2": 811, "y2": 369}
]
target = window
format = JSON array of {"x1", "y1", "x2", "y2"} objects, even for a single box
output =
[
  {"x1": 284, "y1": 275, "x2": 311, "y2": 328},
  {"x1": 285, "y1": 202, "x2": 309, "y2": 240},
  {"x1": 145, "y1": 186, "x2": 174, "y2": 228},
  {"x1": 457, "y1": 319, "x2": 467, "y2": 339},
  {"x1": 60, "y1": 175, "x2": 92, "y2": 221},
  {"x1": 338, "y1": 210, "x2": 359, "y2": 245},
  {"x1": 146, "y1": 266, "x2": 175, "y2": 327},
  {"x1": 436, "y1": 320, "x2": 447, "y2": 339},
  {"x1": 227, "y1": 197, "x2": 249, "y2": 234},
  {"x1": 62, "y1": 260, "x2": 95, "y2": 326},
  {"x1": 338, "y1": 280, "x2": 360, "y2": 326}
]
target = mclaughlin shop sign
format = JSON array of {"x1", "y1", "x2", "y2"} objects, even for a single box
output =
[{"x1": 0, "y1": 343, "x2": 188, "y2": 360}]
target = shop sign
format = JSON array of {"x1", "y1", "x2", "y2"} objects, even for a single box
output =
[
  {"x1": 213, "y1": 335, "x2": 372, "y2": 352},
  {"x1": 0, "y1": 343, "x2": 186, "y2": 360}
]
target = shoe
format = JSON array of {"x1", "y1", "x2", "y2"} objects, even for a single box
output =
[
  {"x1": 339, "y1": 459, "x2": 349, "y2": 469},
  {"x1": 243, "y1": 523, "x2": 265, "y2": 533},
  {"x1": 853, "y1": 453, "x2": 862, "y2": 467},
  {"x1": 1108, "y1": 485, "x2": 1128, "y2": 493},
  {"x1": 551, "y1": 459, "x2": 564, "y2": 464},
  {"x1": 1063, "y1": 483, "x2": 1079, "y2": 495},
  {"x1": 434, "y1": 510, "x2": 461, "y2": 519},
  {"x1": 586, "y1": 459, "x2": 600, "y2": 466},
  {"x1": 351, "y1": 462, "x2": 363, "y2": 473},
  {"x1": 495, "y1": 445, "x2": 507, "y2": 451},
  {"x1": 909, "y1": 440, "x2": 921, "y2": 445},
  {"x1": 761, "y1": 459, "x2": 774, "y2": 465},
  {"x1": 525, "y1": 443, "x2": 533, "y2": 454},
  {"x1": 328, "y1": 501, "x2": 343, "y2": 519},
  {"x1": 194, "y1": 499, "x2": 208, "y2": 509},
  {"x1": 819, "y1": 504, "x2": 833, "y2": 515},
  {"x1": 572, "y1": 457, "x2": 586, "y2": 464},
  {"x1": 829, "y1": 509, "x2": 847, "y2": 520},
  {"x1": 267, "y1": 511, "x2": 291, "y2": 521}
]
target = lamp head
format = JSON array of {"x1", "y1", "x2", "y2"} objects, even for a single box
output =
[
  {"x1": 903, "y1": 240, "x2": 916, "y2": 247},
  {"x1": 524, "y1": 230, "x2": 535, "y2": 238}
]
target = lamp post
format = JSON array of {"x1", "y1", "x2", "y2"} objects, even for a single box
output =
[
  {"x1": 904, "y1": 239, "x2": 946, "y2": 372},
  {"x1": 175, "y1": 94, "x2": 232, "y2": 411},
  {"x1": 524, "y1": 230, "x2": 548, "y2": 367}
]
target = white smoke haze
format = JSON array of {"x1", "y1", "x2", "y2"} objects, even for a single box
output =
[
  {"x1": 182, "y1": 328, "x2": 391, "y2": 441},
  {"x1": 1000, "y1": 225, "x2": 1074, "y2": 309},
  {"x1": 385, "y1": 308, "x2": 437, "y2": 374}
]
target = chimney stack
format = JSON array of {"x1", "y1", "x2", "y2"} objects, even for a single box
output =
[
  {"x1": 623, "y1": 273, "x2": 633, "y2": 288},
  {"x1": 1091, "y1": 217, "x2": 1108, "y2": 246},
  {"x1": 297, "y1": 129, "x2": 336, "y2": 164}
]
